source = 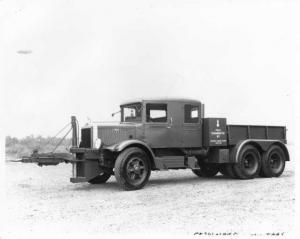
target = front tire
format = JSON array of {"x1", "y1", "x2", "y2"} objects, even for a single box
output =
[
  {"x1": 114, "y1": 147, "x2": 151, "y2": 190},
  {"x1": 233, "y1": 145, "x2": 261, "y2": 179},
  {"x1": 88, "y1": 172, "x2": 111, "y2": 184},
  {"x1": 219, "y1": 164, "x2": 238, "y2": 179},
  {"x1": 192, "y1": 162, "x2": 219, "y2": 177}
]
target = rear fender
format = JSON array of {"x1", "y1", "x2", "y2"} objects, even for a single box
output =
[{"x1": 230, "y1": 139, "x2": 290, "y2": 163}]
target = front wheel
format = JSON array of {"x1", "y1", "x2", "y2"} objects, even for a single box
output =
[
  {"x1": 219, "y1": 164, "x2": 238, "y2": 179},
  {"x1": 88, "y1": 172, "x2": 111, "y2": 184},
  {"x1": 114, "y1": 147, "x2": 151, "y2": 190},
  {"x1": 192, "y1": 162, "x2": 219, "y2": 177}
]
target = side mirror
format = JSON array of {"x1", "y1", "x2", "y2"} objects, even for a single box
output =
[{"x1": 112, "y1": 110, "x2": 121, "y2": 117}]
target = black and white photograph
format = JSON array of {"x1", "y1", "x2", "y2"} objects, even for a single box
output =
[{"x1": 1, "y1": 0, "x2": 299, "y2": 238}]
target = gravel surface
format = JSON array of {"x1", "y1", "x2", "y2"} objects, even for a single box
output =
[{"x1": 3, "y1": 159, "x2": 295, "y2": 239}]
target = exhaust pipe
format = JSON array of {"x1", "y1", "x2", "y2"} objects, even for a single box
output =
[
  {"x1": 71, "y1": 116, "x2": 78, "y2": 178},
  {"x1": 71, "y1": 116, "x2": 78, "y2": 147}
]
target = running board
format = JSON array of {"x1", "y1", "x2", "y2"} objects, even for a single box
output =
[{"x1": 155, "y1": 156, "x2": 200, "y2": 170}]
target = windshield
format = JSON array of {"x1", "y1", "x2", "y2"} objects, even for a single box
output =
[{"x1": 121, "y1": 103, "x2": 143, "y2": 122}]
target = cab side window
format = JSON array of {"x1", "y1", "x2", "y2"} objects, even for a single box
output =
[
  {"x1": 184, "y1": 104, "x2": 199, "y2": 123},
  {"x1": 146, "y1": 103, "x2": 167, "y2": 123}
]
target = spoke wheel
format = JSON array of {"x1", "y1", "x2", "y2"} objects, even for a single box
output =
[
  {"x1": 114, "y1": 147, "x2": 151, "y2": 190},
  {"x1": 126, "y1": 157, "x2": 147, "y2": 184}
]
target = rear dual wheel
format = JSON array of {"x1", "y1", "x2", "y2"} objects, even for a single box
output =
[
  {"x1": 233, "y1": 145, "x2": 261, "y2": 179},
  {"x1": 218, "y1": 146, "x2": 261, "y2": 179},
  {"x1": 193, "y1": 143, "x2": 286, "y2": 180},
  {"x1": 260, "y1": 145, "x2": 285, "y2": 177}
]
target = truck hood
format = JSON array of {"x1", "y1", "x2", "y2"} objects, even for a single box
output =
[
  {"x1": 91, "y1": 122, "x2": 141, "y2": 128},
  {"x1": 89, "y1": 122, "x2": 141, "y2": 146}
]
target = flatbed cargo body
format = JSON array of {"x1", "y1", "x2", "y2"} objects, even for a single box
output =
[{"x1": 227, "y1": 125, "x2": 286, "y2": 145}]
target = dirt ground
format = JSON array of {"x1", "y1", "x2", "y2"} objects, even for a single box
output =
[{"x1": 3, "y1": 156, "x2": 295, "y2": 239}]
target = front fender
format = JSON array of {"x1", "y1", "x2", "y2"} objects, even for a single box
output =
[
  {"x1": 104, "y1": 140, "x2": 163, "y2": 169},
  {"x1": 104, "y1": 139, "x2": 151, "y2": 153}
]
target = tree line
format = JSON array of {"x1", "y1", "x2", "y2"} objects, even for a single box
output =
[{"x1": 5, "y1": 135, "x2": 72, "y2": 159}]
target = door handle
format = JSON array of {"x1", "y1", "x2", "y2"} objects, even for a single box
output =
[{"x1": 167, "y1": 117, "x2": 172, "y2": 128}]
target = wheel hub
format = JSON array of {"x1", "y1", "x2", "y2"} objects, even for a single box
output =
[
  {"x1": 242, "y1": 152, "x2": 257, "y2": 174},
  {"x1": 133, "y1": 163, "x2": 141, "y2": 173},
  {"x1": 270, "y1": 153, "x2": 280, "y2": 169},
  {"x1": 127, "y1": 157, "x2": 146, "y2": 181}
]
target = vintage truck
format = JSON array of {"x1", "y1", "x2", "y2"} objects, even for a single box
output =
[{"x1": 21, "y1": 98, "x2": 289, "y2": 190}]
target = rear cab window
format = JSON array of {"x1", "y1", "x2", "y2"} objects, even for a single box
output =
[
  {"x1": 146, "y1": 103, "x2": 168, "y2": 123},
  {"x1": 184, "y1": 104, "x2": 199, "y2": 123}
]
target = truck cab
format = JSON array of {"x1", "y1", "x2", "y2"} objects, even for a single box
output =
[{"x1": 120, "y1": 98, "x2": 204, "y2": 148}]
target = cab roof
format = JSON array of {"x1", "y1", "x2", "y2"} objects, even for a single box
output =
[{"x1": 120, "y1": 97, "x2": 201, "y2": 106}]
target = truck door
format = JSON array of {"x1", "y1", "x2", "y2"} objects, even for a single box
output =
[
  {"x1": 144, "y1": 102, "x2": 181, "y2": 148},
  {"x1": 182, "y1": 103, "x2": 202, "y2": 147},
  {"x1": 166, "y1": 101, "x2": 183, "y2": 147}
]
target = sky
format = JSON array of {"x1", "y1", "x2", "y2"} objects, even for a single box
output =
[{"x1": 0, "y1": 0, "x2": 299, "y2": 142}]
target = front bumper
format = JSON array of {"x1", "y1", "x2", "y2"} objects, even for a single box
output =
[{"x1": 69, "y1": 147, "x2": 114, "y2": 183}]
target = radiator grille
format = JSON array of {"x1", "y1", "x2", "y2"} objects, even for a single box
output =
[
  {"x1": 97, "y1": 127, "x2": 135, "y2": 145},
  {"x1": 80, "y1": 128, "x2": 92, "y2": 148}
]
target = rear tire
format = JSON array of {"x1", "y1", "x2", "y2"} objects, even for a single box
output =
[
  {"x1": 260, "y1": 145, "x2": 286, "y2": 177},
  {"x1": 233, "y1": 145, "x2": 261, "y2": 179},
  {"x1": 114, "y1": 147, "x2": 151, "y2": 190},
  {"x1": 88, "y1": 172, "x2": 111, "y2": 184},
  {"x1": 192, "y1": 162, "x2": 219, "y2": 177}
]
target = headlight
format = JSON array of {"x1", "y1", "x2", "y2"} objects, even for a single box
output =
[{"x1": 95, "y1": 138, "x2": 102, "y2": 149}]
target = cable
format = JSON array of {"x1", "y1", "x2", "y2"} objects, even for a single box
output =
[
  {"x1": 43, "y1": 122, "x2": 71, "y2": 149},
  {"x1": 76, "y1": 118, "x2": 80, "y2": 146},
  {"x1": 51, "y1": 127, "x2": 72, "y2": 153}
]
